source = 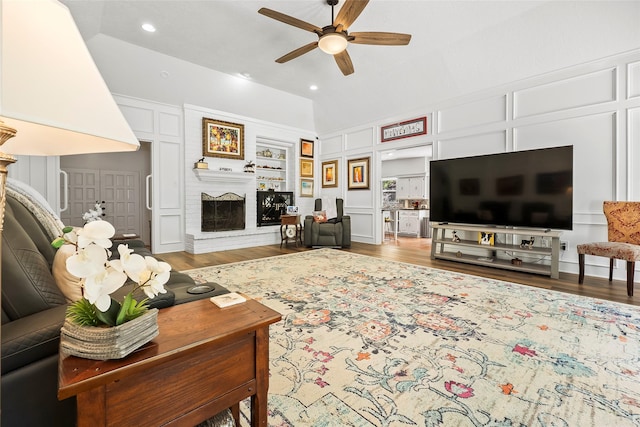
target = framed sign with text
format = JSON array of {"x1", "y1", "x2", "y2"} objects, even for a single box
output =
[{"x1": 381, "y1": 116, "x2": 427, "y2": 142}]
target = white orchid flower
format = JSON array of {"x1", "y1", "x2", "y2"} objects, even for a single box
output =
[
  {"x1": 66, "y1": 244, "x2": 108, "y2": 278},
  {"x1": 139, "y1": 257, "x2": 170, "y2": 299},
  {"x1": 77, "y1": 220, "x2": 115, "y2": 249},
  {"x1": 83, "y1": 267, "x2": 128, "y2": 312}
]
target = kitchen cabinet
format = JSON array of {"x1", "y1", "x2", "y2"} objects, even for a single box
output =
[
  {"x1": 396, "y1": 176, "x2": 426, "y2": 199},
  {"x1": 397, "y1": 210, "x2": 429, "y2": 237}
]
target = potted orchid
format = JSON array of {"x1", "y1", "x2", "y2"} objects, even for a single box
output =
[{"x1": 52, "y1": 221, "x2": 171, "y2": 327}]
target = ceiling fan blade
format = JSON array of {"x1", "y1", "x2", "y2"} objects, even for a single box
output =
[
  {"x1": 334, "y1": 50, "x2": 354, "y2": 76},
  {"x1": 350, "y1": 32, "x2": 412, "y2": 46},
  {"x1": 276, "y1": 42, "x2": 319, "y2": 63},
  {"x1": 333, "y1": 0, "x2": 369, "y2": 31},
  {"x1": 258, "y1": 8, "x2": 322, "y2": 34}
]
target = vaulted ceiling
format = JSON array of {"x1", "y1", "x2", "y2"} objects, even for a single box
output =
[{"x1": 62, "y1": 1, "x2": 640, "y2": 134}]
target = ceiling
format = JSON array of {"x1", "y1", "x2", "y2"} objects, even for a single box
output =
[{"x1": 61, "y1": 1, "x2": 640, "y2": 134}]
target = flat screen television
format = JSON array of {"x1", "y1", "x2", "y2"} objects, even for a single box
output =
[{"x1": 429, "y1": 146, "x2": 573, "y2": 230}]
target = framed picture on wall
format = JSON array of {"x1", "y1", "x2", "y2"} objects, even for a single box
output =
[
  {"x1": 202, "y1": 117, "x2": 245, "y2": 160},
  {"x1": 300, "y1": 179, "x2": 314, "y2": 197},
  {"x1": 300, "y1": 139, "x2": 314, "y2": 158},
  {"x1": 347, "y1": 157, "x2": 370, "y2": 190},
  {"x1": 300, "y1": 158, "x2": 314, "y2": 177},
  {"x1": 322, "y1": 160, "x2": 338, "y2": 188}
]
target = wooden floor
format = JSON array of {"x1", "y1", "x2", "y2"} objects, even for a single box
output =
[{"x1": 160, "y1": 237, "x2": 639, "y2": 307}]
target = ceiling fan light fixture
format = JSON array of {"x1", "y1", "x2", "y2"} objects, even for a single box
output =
[{"x1": 318, "y1": 32, "x2": 348, "y2": 55}]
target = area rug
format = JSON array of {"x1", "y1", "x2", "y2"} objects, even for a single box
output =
[{"x1": 184, "y1": 249, "x2": 640, "y2": 426}]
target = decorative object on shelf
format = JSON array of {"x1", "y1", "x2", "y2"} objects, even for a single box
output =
[
  {"x1": 300, "y1": 158, "x2": 314, "y2": 177},
  {"x1": 381, "y1": 116, "x2": 427, "y2": 143},
  {"x1": 262, "y1": 148, "x2": 272, "y2": 158},
  {"x1": 452, "y1": 231, "x2": 461, "y2": 242},
  {"x1": 322, "y1": 160, "x2": 338, "y2": 188},
  {"x1": 278, "y1": 153, "x2": 286, "y2": 160},
  {"x1": 194, "y1": 157, "x2": 209, "y2": 169},
  {"x1": 202, "y1": 117, "x2": 244, "y2": 160},
  {"x1": 244, "y1": 161, "x2": 255, "y2": 173},
  {"x1": 219, "y1": 167, "x2": 232, "y2": 172},
  {"x1": 52, "y1": 221, "x2": 171, "y2": 359},
  {"x1": 478, "y1": 232, "x2": 495, "y2": 246},
  {"x1": 286, "y1": 205, "x2": 299, "y2": 214},
  {"x1": 347, "y1": 157, "x2": 370, "y2": 190},
  {"x1": 511, "y1": 258, "x2": 523, "y2": 266},
  {"x1": 520, "y1": 237, "x2": 535, "y2": 249},
  {"x1": 456, "y1": 251, "x2": 462, "y2": 258},
  {"x1": 300, "y1": 179, "x2": 314, "y2": 197},
  {"x1": 300, "y1": 138, "x2": 314, "y2": 158}
]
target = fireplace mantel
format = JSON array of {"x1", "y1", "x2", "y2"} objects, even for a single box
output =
[{"x1": 193, "y1": 169, "x2": 255, "y2": 183}]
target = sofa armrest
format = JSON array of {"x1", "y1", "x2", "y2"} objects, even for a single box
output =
[
  {"x1": 341, "y1": 216, "x2": 351, "y2": 247},
  {"x1": 1, "y1": 304, "x2": 67, "y2": 374}
]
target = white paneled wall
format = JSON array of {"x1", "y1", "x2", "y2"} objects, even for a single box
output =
[{"x1": 318, "y1": 49, "x2": 640, "y2": 281}]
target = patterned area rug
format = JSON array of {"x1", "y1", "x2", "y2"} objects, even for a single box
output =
[{"x1": 184, "y1": 249, "x2": 640, "y2": 426}]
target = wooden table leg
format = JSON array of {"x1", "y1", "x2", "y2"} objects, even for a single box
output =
[{"x1": 252, "y1": 326, "x2": 270, "y2": 426}]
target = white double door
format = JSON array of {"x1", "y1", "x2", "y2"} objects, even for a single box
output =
[{"x1": 60, "y1": 168, "x2": 142, "y2": 237}]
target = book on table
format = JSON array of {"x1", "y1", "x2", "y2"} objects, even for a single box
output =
[{"x1": 210, "y1": 292, "x2": 247, "y2": 308}]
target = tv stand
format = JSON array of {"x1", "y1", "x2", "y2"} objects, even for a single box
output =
[{"x1": 430, "y1": 224, "x2": 562, "y2": 279}]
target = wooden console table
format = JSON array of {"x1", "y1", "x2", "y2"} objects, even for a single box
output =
[{"x1": 58, "y1": 298, "x2": 281, "y2": 427}]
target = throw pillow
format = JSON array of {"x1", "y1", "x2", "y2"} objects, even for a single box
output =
[
  {"x1": 52, "y1": 245, "x2": 83, "y2": 302},
  {"x1": 313, "y1": 210, "x2": 327, "y2": 223}
]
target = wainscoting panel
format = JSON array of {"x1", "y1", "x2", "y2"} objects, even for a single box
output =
[
  {"x1": 158, "y1": 140, "x2": 182, "y2": 209},
  {"x1": 345, "y1": 127, "x2": 374, "y2": 151},
  {"x1": 322, "y1": 135, "x2": 343, "y2": 155},
  {"x1": 119, "y1": 104, "x2": 155, "y2": 134},
  {"x1": 629, "y1": 61, "x2": 640, "y2": 99},
  {"x1": 158, "y1": 213, "x2": 183, "y2": 245},
  {"x1": 159, "y1": 112, "x2": 181, "y2": 137},
  {"x1": 437, "y1": 131, "x2": 506, "y2": 160},
  {"x1": 514, "y1": 112, "x2": 615, "y2": 214},
  {"x1": 514, "y1": 68, "x2": 616, "y2": 119},
  {"x1": 630, "y1": 107, "x2": 640, "y2": 200},
  {"x1": 347, "y1": 211, "x2": 375, "y2": 242},
  {"x1": 437, "y1": 95, "x2": 507, "y2": 133}
]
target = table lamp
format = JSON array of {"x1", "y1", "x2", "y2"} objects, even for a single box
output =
[
  {"x1": 0, "y1": 0, "x2": 140, "y2": 378},
  {"x1": 0, "y1": 0, "x2": 140, "y2": 229}
]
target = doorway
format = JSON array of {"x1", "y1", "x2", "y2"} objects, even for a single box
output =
[{"x1": 60, "y1": 141, "x2": 152, "y2": 244}]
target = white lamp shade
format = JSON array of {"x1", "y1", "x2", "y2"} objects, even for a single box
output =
[{"x1": 0, "y1": 0, "x2": 139, "y2": 155}]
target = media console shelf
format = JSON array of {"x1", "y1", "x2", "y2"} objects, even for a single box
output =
[{"x1": 430, "y1": 223, "x2": 562, "y2": 279}]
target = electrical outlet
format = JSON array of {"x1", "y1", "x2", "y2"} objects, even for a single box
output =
[{"x1": 560, "y1": 241, "x2": 568, "y2": 251}]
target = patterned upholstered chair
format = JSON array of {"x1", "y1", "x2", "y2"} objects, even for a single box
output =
[{"x1": 577, "y1": 201, "x2": 640, "y2": 296}]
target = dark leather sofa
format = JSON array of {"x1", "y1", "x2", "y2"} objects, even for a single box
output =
[{"x1": 1, "y1": 192, "x2": 226, "y2": 427}]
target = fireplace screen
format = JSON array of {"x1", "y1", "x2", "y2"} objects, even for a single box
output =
[
  {"x1": 257, "y1": 191, "x2": 294, "y2": 226},
  {"x1": 201, "y1": 192, "x2": 245, "y2": 232}
]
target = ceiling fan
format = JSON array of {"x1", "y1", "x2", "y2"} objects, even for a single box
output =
[{"x1": 258, "y1": 0, "x2": 411, "y2": 76}]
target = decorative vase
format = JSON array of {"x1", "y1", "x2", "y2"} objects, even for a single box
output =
[{"x1": 60, "y1": 308, "x2": 159, "y2": 360}]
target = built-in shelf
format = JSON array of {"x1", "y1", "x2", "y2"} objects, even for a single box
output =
[{"x1": 193, "y1": 169, "x2": 255, "y2": 183}]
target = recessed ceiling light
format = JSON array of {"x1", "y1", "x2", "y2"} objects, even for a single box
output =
[
  {"x1": 309, "y1": 85, "x2": 318, "y2": 91},
  {"x1": 141, "y1": 23, "x2": 156, "y2": 33}
]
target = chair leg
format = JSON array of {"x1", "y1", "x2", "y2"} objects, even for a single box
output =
[
  {"x1": 578, "y1": 254, "x2": 585, "y2": 284},
  {"x1": 609, "y1": 258, "x2": 614, "y2": 282},
  {"x1": 627, "y1": 261, "x2": 635, "y2": 297}
]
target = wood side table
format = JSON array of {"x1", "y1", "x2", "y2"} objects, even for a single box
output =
[
  {"x1": 280, "y1": 214, "x2": 301, "y2": 248},
  {"x1": 58, "y1": 298, "x2": 281, "y2": 427}
]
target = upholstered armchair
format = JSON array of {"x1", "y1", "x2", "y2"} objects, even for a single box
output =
[
  {"x1": 304, "y1": 198, "x2": 351, "y2": 248},
  {"x1": 577, "y1": 201, "x2": 640, "y2": 296}
]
